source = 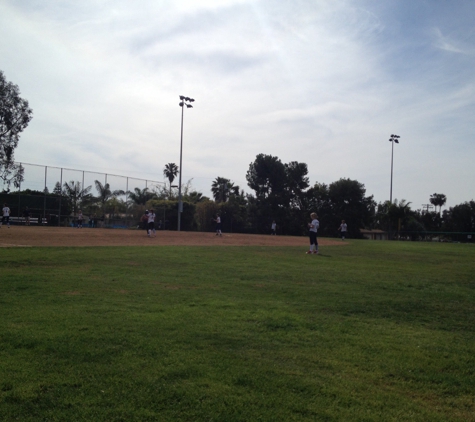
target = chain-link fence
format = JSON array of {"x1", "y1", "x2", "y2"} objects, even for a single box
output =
[{"x1": 0, "y1": 162, "x2": 166, "y2": 228}]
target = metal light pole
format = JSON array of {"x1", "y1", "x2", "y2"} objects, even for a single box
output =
[
  {"x1": 177, "y1": 95, "x2": 195, "y2": 231},
  {"x1": 389, "y1": 134, "x2": 400, "y2": 204}
]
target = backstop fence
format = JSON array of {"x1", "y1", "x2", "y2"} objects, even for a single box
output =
[{"x1": 0, "y1": 162, "x2": 167, "y2": 228}]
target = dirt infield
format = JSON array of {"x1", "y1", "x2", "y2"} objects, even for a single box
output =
[{"x1": 0, "y1": 226, "x2": 345, "y2": 247}]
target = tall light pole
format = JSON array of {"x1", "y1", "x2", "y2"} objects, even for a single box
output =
[
  {"x1": 177, "y1": 95, "x2": 195, "y2": 231},
  {"x1": 389, "y1": 134, "x2": 400, "y2": 204}
]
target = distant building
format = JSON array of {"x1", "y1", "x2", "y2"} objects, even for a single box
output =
[{"x1": 360, "y1": 229, "x2": 388, "y2": 241}]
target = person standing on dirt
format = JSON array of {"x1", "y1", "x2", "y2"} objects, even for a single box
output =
[
  {"x1": 1, "y1": 203, "x2": 11, "y2": 228},
  {"x1": 141, "y1": 210, "x2": 149, "y2": 231},
  {"x1": 147, "y1": 209, "x2": 156, "y2": 237},
  {"x1": 77, "y1": 210, "x2": 84, "y2": 228},
  {"x1": 23, "y1": 207, "x2": 31, "y2": 226},
  {"x1": 271, "y1": 220, "x2": 277, "y2": 235},
  {"x1": 213, "y1": 214, "x2": 222, "y2": 236}
]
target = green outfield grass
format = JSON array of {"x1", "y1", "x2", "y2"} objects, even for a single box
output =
[{"x1": 0, "y1": 240, "x2": 474, "y2": 421}]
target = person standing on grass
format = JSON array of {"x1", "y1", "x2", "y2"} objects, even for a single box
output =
[
  {"x1": 271, "y1": 220, "x2": 277, "y2": 235},
  {"x1": 23, "y1": 206, "x2": 31, "y2": 226},
  {"x1": 147, "y1": 209, "x2": 156, "y2": 237},
  {"x1": 338, "y1": 220, "x2": 347, "y2": 240},
  {"x1": 214, "y1": 214, "x2": 222, "y2": 236},
  {"x1": 141, "y1": 210, "x2": 149, "y2": 232},
  {"x1": 77, "y1": 210, "x2": 84, "y2": 228},
  {"x1": 1, "y1": 203, "x2": 11, "y2": 228},
  {"x1": 306, "y1": 212, "x2": 319, "y2": 254}
]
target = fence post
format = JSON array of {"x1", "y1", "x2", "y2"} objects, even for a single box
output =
[
  {"x1": 18, "y1": 163, "x2": 22, "y2": 219},
  {"x1": 126, "y1": 177, "x2": 129, "y2": 228}
]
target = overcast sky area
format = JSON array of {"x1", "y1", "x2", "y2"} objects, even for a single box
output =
[{"x1": 1, "y1": 0, "x2": 474, "y2": 210}]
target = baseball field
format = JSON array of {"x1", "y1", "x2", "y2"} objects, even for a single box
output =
[{"x1": 1, "y1": 227, "x2": 474, "y2": 421}]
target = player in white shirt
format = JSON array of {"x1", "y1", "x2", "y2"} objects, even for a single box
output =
[
  {"x1": 147, "y1": 209, "x2": 156, "y2": 237},
  {"x1": 338, "y1": 220, "x2": 347, "y2": 240},
  {"x1": 214, "y1": 214, "x2": 222, "y2": 236},
  {"x1": 306, "y1": 212, "x2": 319, "y2": 254},
  {"x1": 1, "y1": 203, "x2": 11, "y2": 228},
  {"x1": 271, "y1": 220, "x2": 277, "y2": 235}
]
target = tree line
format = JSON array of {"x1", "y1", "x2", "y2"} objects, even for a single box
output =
[
  {"x1": 155, "y1": 154, "x2": 475, "y2": 240},
  {"x1": 1, "y1": 70, "x2": 473, "y2": 238}
]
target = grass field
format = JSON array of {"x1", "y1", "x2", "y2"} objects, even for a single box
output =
[{"x1": 1, "y1": 240, "x2": 474, "y2": 421}]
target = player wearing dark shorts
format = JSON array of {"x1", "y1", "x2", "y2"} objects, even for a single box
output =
[
  {"x1": 23, "y1": 207, "x2": 31, "y2": 225},
  {"x1": 1, "y1": 203, "x2": 11, "y2": 228},
  {"x1": 147, "y1": 209, "x2": 156, "y2": 237},
  {"x1": 77, "y1": 210, "x2": 84, "y2": 228},
  {"x1": 306, "y1": 212, "x2": 319, "y2": 254},
  {"x1": 214, "y1": 214, "x2": 222, "y2": 236}
]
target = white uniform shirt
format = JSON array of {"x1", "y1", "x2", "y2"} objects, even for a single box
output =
[
  {"x1": 309, "y1": 219, "x2": 319, "y2": 233},
  {"x1": 147, "y1": 213, "x2": 156, "y2": 223},
  {"x1": 340, "y1": 223, "x2": 347, "y2": 232},
  {"x1": 2, "y1": 206, "x2": 10, "y2": 217}
]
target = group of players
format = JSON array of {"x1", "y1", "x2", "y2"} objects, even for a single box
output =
[
  {"x1": 141, "y1": 209, "x2": 157, "y2": 237},
  {"x1": 140, "y1": 210, "x2": 223, "y2": 238},
  {"x1": 304, "y1": 214, "x2": 348, "y2": 255},
  {"x1": 3, "y1": 202, "x2": 349, "y2": 254}
]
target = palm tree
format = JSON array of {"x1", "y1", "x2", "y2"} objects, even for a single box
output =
[
  {"x1": 62, "y1": 180, "x2": 92, "y2": 217},
  {"x1": 186, "y1": 191, "x2": 208, "y2": 204},
  {"x1": 163, "y1": 163, "x2": 179, "y2": 198},
  {"x1": 211, "y1": 177, "x2": 234, "y2": 202},
  {"x1": 388, "y1": 199, "x2": 412, "y2": 236},
  {"x1": 94, "y1": 180, "x2": 125, "y2": 218},
  {"x1": 430, "y1": 193, "x2": 447, "y2": 215},
  {"x1": 128, "y1": 187, "x2": 156, "y2": 205}
]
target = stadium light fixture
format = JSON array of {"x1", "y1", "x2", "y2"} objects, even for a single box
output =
[
  {"x1": 177, "y1": 95, "x2": 195, "y2": 231},
  {"x1": 388, "y1": 134, "x2": 400, "y2": 204}
]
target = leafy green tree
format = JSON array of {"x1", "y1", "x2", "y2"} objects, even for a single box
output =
[
  {"x1": 443, "y1": 201, "x2": 475, "y2": 235},
  {"x1": 415, "y1": 208, "x2": 441, "y2": 233},
  {"x1": 148, "y1": 198, "x2": 196, "y2": 231},
  {"x1": 305, "y1": 178, "x2": 375, "y2": 238},
  {"x1": 285, "y1": 161, "x2": 309, "y2": 209},
  {"x1": 405, "y1": 218, "x2": 427, "y2": 241},
  {"x1": 195, "y1": 200, "x2": 219, "y2": 232},
  {"x1": 246, "y1": 154, "x2": 292, "y2": 233},
  {"x1": 0, "y1": 71, "x2": 33, "y2": 190},
  {"x1": 246, "y1": 154, "x2": 287, "y2": 201},
  {"x1": 327, "y1": 178, "x2": 375, "y2": 236},
  {"x1": 376, "y1": 199, "x2": 413, "y2": 238}
]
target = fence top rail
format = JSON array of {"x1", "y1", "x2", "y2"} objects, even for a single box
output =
[
  {"x1": 398, "y1": 231, "x2": 475, "y2": 235},
  {"x1": 15, "y1": 162, "x2": 165, "y2": 186}
]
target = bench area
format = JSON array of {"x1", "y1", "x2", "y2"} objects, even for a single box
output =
[{"x1": 7, "y1": 217, "x2": 48, "y2": 225}]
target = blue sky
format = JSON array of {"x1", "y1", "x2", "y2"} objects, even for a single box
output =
[{"x1": 1, "y1": 0, "x2": 474, "y2": 209}]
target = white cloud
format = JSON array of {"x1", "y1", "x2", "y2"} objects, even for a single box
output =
[{"x1": 1, "y1": 0, "x2": 474, "y2": 208}]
